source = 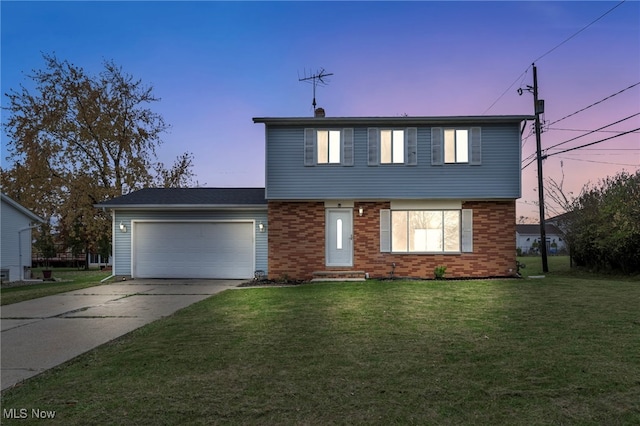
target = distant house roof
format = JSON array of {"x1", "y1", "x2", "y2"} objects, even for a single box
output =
[
  {"x1": 253, "y1": 115, "x2": 534, "y2": 126},
  {"x1": 95, "y1": 188, "x2": 267, "y2": 210},
  {"x1": 1, "y1": 193, "x2": 45, "y2": 223},
  {"x1": 516, "y1": 224, "x2": 563, "y2": 235}
]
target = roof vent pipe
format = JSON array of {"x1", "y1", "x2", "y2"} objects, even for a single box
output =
[{"x1": 314, "y1": 107, "x2": 325, "y2": 118}]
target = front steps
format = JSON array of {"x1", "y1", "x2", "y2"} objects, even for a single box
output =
[{"x1": 311, "y1": 270, "x2": 366, "y2": 282}]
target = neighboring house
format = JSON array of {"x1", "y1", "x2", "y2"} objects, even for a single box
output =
[
  {"x1": 95, "y1": 188, "x2": 267, "y2": 279},
  {"x1": 1, "y1": 193, "x2": 44, "y2": 282},
  {"x1": 97, "y1": 113, "x2": 532, "y2": 280},
  {"x1": 253, "y1": 114, "x2": 532, "y2": 280},
  {"x1": 516, "y1": 224, "x2": 566, "y2": 255}
]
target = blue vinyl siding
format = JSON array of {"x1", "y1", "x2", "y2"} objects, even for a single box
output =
[
  {"x1": 265, "y1": 124, "x2": 521, "y2": 200},
  {"x1": 113, "y1": 209, "x2": 267, "y2": 277}
]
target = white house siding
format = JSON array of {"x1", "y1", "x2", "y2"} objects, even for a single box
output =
[
  {"x1": 516, "y1": 232, "x2": 566, "y2": 254},
  {"x1": 1, "y1": 199, "x2": 36, "y2": 282},
  {"x1": 113, "y1": 210, "x2": 268, "y2": 278}
]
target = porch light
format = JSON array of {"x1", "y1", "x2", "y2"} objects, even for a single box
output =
[
  {"x1": 119, "y1": 221, "x2": 127, "y2": 233},
  {"x1": 358, "y1": 207, "x2": 364, "y2": 216},
  {"x1": 259, "y1": 222, "x2": 265, "y2": 233}
]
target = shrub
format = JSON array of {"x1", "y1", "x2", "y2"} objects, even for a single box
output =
[
  {"x1": 564, "y1": 171, "x2": 640, "y2": 273},
  {"x1": 434, "y1": 266, "x2": 447, "y2": 280}
]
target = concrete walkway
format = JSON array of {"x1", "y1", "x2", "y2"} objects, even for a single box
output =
[{"x1": 1, "y1": 279, "x2": 240, "y2": 391}]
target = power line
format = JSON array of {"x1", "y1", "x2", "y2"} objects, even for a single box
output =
[
  {"x1": 546, "y1": 127, "x2": 640, "y2": 157},
  {"x1": 556, "y1": 156, "x2": 640, "y2": 167},
  {"x1": 563, "y1": 148, "x2": 639, "y2": 151},
  {"x1": 532, "y1": 0, "x2": 627, "y2": 63},
  {"x1": 522, "y1": 157, "x2": 538, "y2": 170},
  {"x1": 484, "y1": 1, "x2": 627, "y2": 114},
  {"x1": 482, "y1": 67, "x2": 530, "y2": 115},
  {"x1": 544, "y1": 112, "x2": 640, "y2": 151},
  {"x1": 522, "y1": 126, "x2": 640, "y2": 170},
  {"x1": 546, "y1": 82, "x2": 640, "y2": 127},
  {"x1": 548, "y1": 127, "x2": 640, "y2": 134},
  {"x1": 522, "y1": 114, "x2": 639, "y2": 165}
]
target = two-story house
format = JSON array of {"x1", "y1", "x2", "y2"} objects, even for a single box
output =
[
  {"x1": 254, "y1": 113, "x2": 531, "y2": 280},
  {"x1": 97, "y1": 113, "x2": 531, "y2": 281}
]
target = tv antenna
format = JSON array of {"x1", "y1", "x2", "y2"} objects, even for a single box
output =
[{"x1": 298, "y1": 68, "x2": 333, "y2": 111}]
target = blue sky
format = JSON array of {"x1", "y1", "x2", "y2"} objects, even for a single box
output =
[{"x1": 2, "y1": 1, "x2": 639, "y2": 220}]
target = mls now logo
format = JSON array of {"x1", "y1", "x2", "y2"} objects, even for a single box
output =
[
  {"x1": 3, "y1": 408, "x2": 28, "y2": 419},
  {"x1": 3, "y1": 408, "x2": 56, "y2": 419}
]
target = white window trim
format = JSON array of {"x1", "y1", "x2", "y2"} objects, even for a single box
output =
[
  {"x1": 444, "y1": 128, "x2": 469, "y2": 164},
  {"x1": 380, "y1": 208, "x2": 473, "y2": 254},
  {"x1": 432, "y1": 127, "x2": 481, "y2": 166},
  {"x1": 304, "y1": 128, "x2": 354, "y2": 166},
  {"x1": 368, "y1": 128, "x2": 417, "y2": 166}
]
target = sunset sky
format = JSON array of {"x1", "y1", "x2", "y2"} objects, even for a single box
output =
[{"x1": 2, "y1": 1, "x2": 638, "y2": 221}]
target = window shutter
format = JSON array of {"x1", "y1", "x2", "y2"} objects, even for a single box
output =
[
  {"x1": 461, "y1": 209, "x2": 473, "y2": 252},
  {"x1": 368, "y1": 128, "x2": 379, "y2": 166},
  {"x1": 304, "y1": 128, "x2": 316, "y2": 166},
  {"x1": 431, "y1": 127, "x2": 443, "y2": 165},
  {"x1": 470, "y1": 127, "x2": 481, "y2": 165},
  {"x1": 380, "y1": 209, "x2": 391, "y2": 252},
  {"x1": 342, "y1": 128, "x2": 354, "y2": 166},
  {"x1": 406, "y1": 127, "x2": 418, "y2": 165}
]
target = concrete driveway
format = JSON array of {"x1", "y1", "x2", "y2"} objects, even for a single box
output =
[{"x1": 1, "y1": 279, "x2": 241, "y2": 391}]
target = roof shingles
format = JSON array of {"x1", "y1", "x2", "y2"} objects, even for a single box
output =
[{"x1": 96, "y1": 188, "x2": 266, "y2": 207}]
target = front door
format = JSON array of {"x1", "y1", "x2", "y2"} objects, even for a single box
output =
[{"x1": 326, "y1": 209, "x2": 353, "y2": 267}]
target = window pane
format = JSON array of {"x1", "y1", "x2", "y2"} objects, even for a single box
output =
[
  {"x1": 380, "y1": 130, "x2": 392, "y2": 164},
  {"x1": 391, "y1": 211, "x2": 408, "y2": 252},
  {"x1": 329, "y1": 130, "x2": 341, "y2": 163},
  {"x1": 456, "y1": 129, "x2": 468, "y2": 163},
  {"x1": 336, "y1": 218, "x2": 343, "y2": 250},
  {"x1": 409, "y1": 211, "x2": 442, "y2": 252},
  {"x1": 444, "y1": 211, "x2": 461, "y2": 252},
  {"x1": 409, "y1": 211, "x2": 428, "y2": 251},
  {"x1": 317, "y1": 130, "x2": 328, "y2": 164},
  {"x1": 393, "y1": 130, "x2": 404, "y2": 163},
  {"x1": 444, "y1": 129, "x2": 455, "y2": 163}
]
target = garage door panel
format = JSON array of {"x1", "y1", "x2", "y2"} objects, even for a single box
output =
[{"x1": 133, "y1": 222, "x2": 254, "y2": 279}]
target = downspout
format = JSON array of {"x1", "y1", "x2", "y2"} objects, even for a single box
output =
[
  {"x1": 18, "y1": 225, "x2": 38, "y2": 281},
  {"x1": 100, "y1": 208, "x2": 115, "y2": 283}
]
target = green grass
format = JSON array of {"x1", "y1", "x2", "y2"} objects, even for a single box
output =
[
  {"x1": 0, "y1": 268, "x2": 112, "y2": 305},
  {"x1": 2, "y1": 264, "x2": 639, "y2": 424}
]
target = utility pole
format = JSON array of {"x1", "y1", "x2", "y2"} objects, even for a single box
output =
[{"x1": 532, "y1": 63, "x2": 549, "y2": 273}]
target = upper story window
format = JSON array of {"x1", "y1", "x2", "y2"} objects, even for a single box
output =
[
  {"x1": 380, "y1": 130, "x2": 405, "y2": 164},
  {"x1": 444, "y1": 129, "x2": 468, "y2": 163},
  {"x1": 432, "y1": 127, "x2": 481, "y2": 166},
  {"x1": 317, "y1": 130, "x2": 341, "y2": 164},
  {"x1": 304, "y1": 128, "x2": 354, "y2": 166},
  {"x1": 368, "y1": 127, "x2": 417, "y2": 166}
]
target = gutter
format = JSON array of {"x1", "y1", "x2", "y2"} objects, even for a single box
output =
[
  {"x1": 18, "y1": 225, "x2": 38, "y2": 281},
  {"x1": 100, "y1": 274, "x2": 115, "y2": 283}
]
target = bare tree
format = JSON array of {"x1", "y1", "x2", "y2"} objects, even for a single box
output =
[{"x1": 2, "y1": 54, "x2": 196, "y2": 265}]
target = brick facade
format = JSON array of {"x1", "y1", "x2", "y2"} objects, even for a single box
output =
[{"x1": 268, "y1": 200, "x2": 516, "y2": 280}]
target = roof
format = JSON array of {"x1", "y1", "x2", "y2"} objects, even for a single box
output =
[
  {"x1": 1, "y1": 193, "x2": 45, "y2": 223},
  {"x1": 516, "y1": 224, "x2": 563, "y2": 235},
  {"x1": 95, "y1": 188, "x2": 267, "y2": 210},
  {"x1": 253, "y1": 115, "x2": 534, "y2": 126}
]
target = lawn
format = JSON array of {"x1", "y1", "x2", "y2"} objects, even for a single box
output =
[
  {"x1": 1, "y1": 260, "x2": 639, "y2": 424},
  {"x1": 0, "y1": 268, "x2": 112, "y2": 305}
]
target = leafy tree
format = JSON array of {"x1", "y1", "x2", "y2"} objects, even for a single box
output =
[
  {"x1": 2, "y1": 54, "x2": 196, "y2": 265},
  {"x1": 563, "y1": 171, "x2": 640, "y2": 273}
]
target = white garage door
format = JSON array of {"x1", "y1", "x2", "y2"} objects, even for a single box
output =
[{"x1": 133, "y1": 222, "x2": 254, "y2": 279}]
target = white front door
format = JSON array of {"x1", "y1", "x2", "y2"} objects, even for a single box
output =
[{"x1": 326, "y1": 209, "x2": 353, "y2": 267}]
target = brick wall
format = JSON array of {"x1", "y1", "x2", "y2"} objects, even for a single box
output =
[
  {"x1": 267, "y1": 201, "x2": 326, "y2": 280},
  {"x1": 268, "y1": 200, "x2": 517, "y2": 280}
]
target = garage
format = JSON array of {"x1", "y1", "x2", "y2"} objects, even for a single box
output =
[{"x1": 133, "y1": 221, "x2": 254, "y2": 279}]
